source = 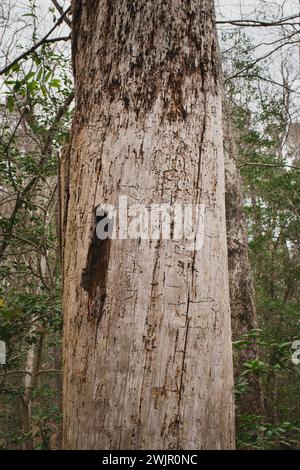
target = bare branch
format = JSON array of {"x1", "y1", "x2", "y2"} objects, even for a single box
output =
[
  {"x1": 216, "y1": 13, "x2": 300, "y2": 28},
  {"x1": 44, "y1": 35, "x2": 71, "y2": 45},
  {"x1": 226, "y1": 39, "x2": 300, "y2": 81},
  {"x1": 0, "y1": 232, "x2": 39, "y2": 250},
  {"x1": 42, "y1": 91, "x2": 74, "y2": 154},
  {"x1": 230, "y1": 74, "x2": 300, "y2": 94}
]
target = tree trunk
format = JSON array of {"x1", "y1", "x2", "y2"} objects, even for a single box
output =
[
  {"x1": 223, "y1": 103, "x2": 265, "y2": 415},
  {"x1": 223, "y1": 104, "x2": 257, "y2": 341},
  {"x1": 22, "y1": 331, "x2": 44, "y2": 450},
  {"x1": 62, "y1": 0, "x2": 235, "y2": 449}
]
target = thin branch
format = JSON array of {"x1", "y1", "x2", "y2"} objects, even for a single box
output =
[
  {"x1": 239, "y1": 162, "x2": 300, "y2": 171},
  {"x1": 0, "y1": 7, "x2": 71, "y2": 76},
  {"x1": 217, "y1": 21, "x2": 300, "y2": 28},
  {"x1": 226, "y1": 39, "x2": 300, "y2": 81},
  {"x1": 42, "y1": 91, "x2": 74, "y2": 154},
  {"x1": 222, "y1": 29, "x2": 300, "y2": 57},
  {"x1": 229, "y1": 74, "x2": 299, "y2": 94},
  {"x1": 216, "y1": 13, "x2": 300, "y2": 28},
  {"x1": 0, "y1": 232, "x2": 39, "y2": 250},
  {"x1": 0, "y1": 91, "x2": 74, "y2": 263},
  {"x1": 0, "y1": 369, "x2": 62, "y2": 377},
  {"x1": 44, "y1": 35, "x2": 71, "y2": 45},
  {"x1": 1, "y1": 107, "x2": 26, "y2": 191}
]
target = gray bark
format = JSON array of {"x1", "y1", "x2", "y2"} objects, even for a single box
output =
[{"x1": 62, "y1": 0, "x2": 235, "y2": 450}]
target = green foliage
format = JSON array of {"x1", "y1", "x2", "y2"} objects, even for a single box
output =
[
  {"x1": 0, "y1": 0, "x2": 72, "y2": 449},
  {"x1": 234, "y1": 329, "x2": 300, "y2": 449}
]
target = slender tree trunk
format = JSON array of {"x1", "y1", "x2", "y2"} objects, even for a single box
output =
[
  {"x1": 22, "y1": 331, "x2": 44, "y2": 450},
  {"x1": 62, "y1": 0, "x2": 235, "y2": 449}
]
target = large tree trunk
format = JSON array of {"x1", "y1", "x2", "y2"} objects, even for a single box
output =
[
  {"x1": 62, "y1": 0, "x2": 235, "y2": 449},
  {"x1": 22, "y1": 330, "x2": 44, "y2": 450}
]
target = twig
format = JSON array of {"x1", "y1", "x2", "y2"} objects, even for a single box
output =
[{"x1": 0, "y1": 91, "x2": 74, "y2": 263}]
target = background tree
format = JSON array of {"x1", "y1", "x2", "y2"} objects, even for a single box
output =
[{"x1": 1, "y1": 0, "x2": 300, "y2": 450}]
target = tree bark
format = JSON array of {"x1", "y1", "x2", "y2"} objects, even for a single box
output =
[{"x1": 62, "y1": 0, "x2": 235, "y2": 449}]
